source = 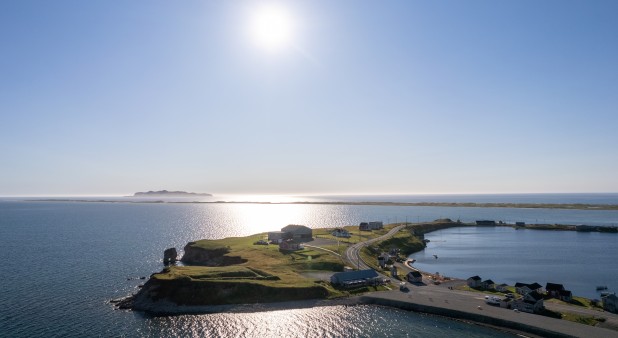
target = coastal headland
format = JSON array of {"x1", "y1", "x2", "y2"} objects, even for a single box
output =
[{"x1": 116, "y1": 220, "x2": 618, "y2": 337}]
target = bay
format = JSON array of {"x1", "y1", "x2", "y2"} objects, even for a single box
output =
[
  {"x1": 409, "y1": 226, "x2": 618, "y2": 299},
  {"x1": 1, "y1": 195, "x2": 617, "y2": 336}
]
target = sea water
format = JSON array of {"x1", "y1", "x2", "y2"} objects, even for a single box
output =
[{"x1": 1, "y1": 195, "x2": 617, "y2": 336}]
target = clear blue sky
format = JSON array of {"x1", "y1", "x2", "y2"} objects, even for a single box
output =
[{"x1": 1, "y1": 0, "x2": 617, "y2": 196}]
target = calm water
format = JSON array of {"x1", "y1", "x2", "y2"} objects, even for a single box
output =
[
  {"x1": 409, "y1": 226, "x2": 618, "y2": 299},
  {"x1": 1, "y1": 194, "x2": 617, "y2": 336}
]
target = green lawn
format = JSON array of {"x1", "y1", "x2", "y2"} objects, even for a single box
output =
[{"x1": 150, "y1": 224, "x2": 407, "y2": 304}]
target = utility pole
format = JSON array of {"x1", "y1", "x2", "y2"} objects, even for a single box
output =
[{"x1": 358, "y1": 224, "x2": 361, "y2": 270}]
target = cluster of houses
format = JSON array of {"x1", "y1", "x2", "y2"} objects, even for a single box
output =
[
  {"x1": 466, "y1": 277, "x2": 618, "y2": 314},
  {"x1": 267, "y1": 224, "x2": 313, "y2": 251},
  {"x1": 467, "y1": 276, "x2": 551, "y2": 313},
  {"x1": 467, "y1": 276, "x2": 618, "y2": 314},
  {"x1": 377, "y1": 248, "x2": 400, "y2": 269}
]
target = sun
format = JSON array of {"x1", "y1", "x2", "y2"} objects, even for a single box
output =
[{"x1": 248, "y1": 4, "x2": 295, "y2": 52}]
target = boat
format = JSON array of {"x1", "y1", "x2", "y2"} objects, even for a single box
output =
[{"x1": 597, "y1": 286, "x2": 608, "y2": 291}]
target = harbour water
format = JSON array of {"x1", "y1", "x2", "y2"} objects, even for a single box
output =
[
  {"x1": 409, "y1": 226, "x2": 618, "y2": 299},
  {"x1": 1, "y1": 194, "x2": 617, "y2": 336}
]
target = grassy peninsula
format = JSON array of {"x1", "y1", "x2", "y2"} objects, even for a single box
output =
[{"x1": 128, "y1": 233, "x2": 349, "y2": 311}]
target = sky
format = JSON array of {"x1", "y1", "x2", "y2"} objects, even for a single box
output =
[{"x1": 1, "y1": 0, "x2": 617, "y2": 196}]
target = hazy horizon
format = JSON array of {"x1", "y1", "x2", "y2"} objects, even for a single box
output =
[
  {"x1": 2, "y1": 1, "x2": 617, "y2": 196},
  {"x1": 4, "y1": 191, "x2": 618, "y2": 198}
]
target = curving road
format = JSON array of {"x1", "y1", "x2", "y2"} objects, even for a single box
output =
[{"x1": 343, "y1": 224, "x2": 407, "y2": 271}]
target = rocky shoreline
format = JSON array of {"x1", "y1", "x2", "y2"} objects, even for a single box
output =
[
  {"x1": 113, "y1": 293, "x2": 362, "y2": 315},
  {"x1": 112, "y1": 293, "x2": 558, "y2": 338}
]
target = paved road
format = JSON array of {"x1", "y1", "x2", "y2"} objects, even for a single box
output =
[
  {"x1": 366, "y1": 285, "x2": 618, "y2": 338},
  {"x1": 343, "y1": 224, "x2": 407, "y2": 270}
]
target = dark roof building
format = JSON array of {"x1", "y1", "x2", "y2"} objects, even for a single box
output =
[
  {"x1": 476, "y1": 220, "x2": 496, "y2": 226},
  {"x1": 528, "y1": 283, "x2": 543, "y2": 291},
  {"x1": 330, "y1": 269, "x2": 379, "y2": 286},
  {"x1": 281, "y1": 224, "x2": 313, "y2": 241},
  {"x1": 467, "y1": 275, "x2": 482, "y2": 288},
  {"x1": 546, "y1": 283, "x2": 565, "y2": 292},
  {"x1": 406, "y1": 270, "x2": 423, "y2": 283}
]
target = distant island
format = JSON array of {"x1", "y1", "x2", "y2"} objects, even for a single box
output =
[{"x1": 132, "y1": 190, "x2": 212, "y2": 197}]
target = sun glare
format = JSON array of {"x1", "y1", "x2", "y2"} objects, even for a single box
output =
[{"x1": 248, "y1": 4, "x2": 295, "y2": 52}]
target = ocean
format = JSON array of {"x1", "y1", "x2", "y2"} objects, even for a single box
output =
[{"x1": 1, "y1": 193, "x2": 617, "y2": 336}]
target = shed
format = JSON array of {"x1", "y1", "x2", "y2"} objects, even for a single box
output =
[
  {"x1": 559, "y1": 290, "x2": 573, "y2": 302},
  {"x1": 603, "y1": 294, "x2": 618, "y2": 313},
  {"x1": 279, "y1": 240, "x2": 302, "y2": 251}
]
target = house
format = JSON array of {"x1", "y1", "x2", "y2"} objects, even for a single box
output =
[
  {"x1": 481, "y1": 279, "x2": 496, "y2": 290},
  {"x1": 476, "y1": 220, "x2": 496, "y2": 226},
  {"x1": 331, "y1": 228, "x2": 351, "y2": 238},
  {"x1": 545, "y1": 283, "x2": 565, "y2": 298},
  {"x1": 603, "y1": 294, "x2": 618, "y2": 313},
  {"x1": 279, "y1": 240, "x2": 303, "y2": 251},
  {"x1": 559, "y1": 290, "x2": 573, "y2": 302},
  {"x1": 268, "y1": 231, "x2": 286, "y2": 243},
  {"x1": 495, "y1": 283, "x2": 509, "y2": 292},
  {"x1": 359, "y1": 221, "x2": 384, "y2": 231},
  {"x1": 528, "y1": 283, "x2": 543, "y2": 293},
  {"x1": 369, "y1": 221, "x2": 384, "y2": 230},
  {"x1": 407, "y1": 270, "x2": 423, "y2": 283},
  {"x1": 377, "y1": 252, "x2": 390, "y2": 268},
  {"x1": 390, "y1": 265, "x2": 398, "y2": 278},
  {"x1": 515, "y1": 282, "x2": 542, "y2": 295},
  {"x1": 281, "y1": 224, "x2": 313, "y2": 241},
  {"x1": 513, "y1": 291, "x2": 544, "y2": 313},
  {"x1": 467, "y1": 276, "x2": 482, "y2": 288},
  {"x1": 515, "y1": 283, "x2": 532, "y2": 295},
  {"x1": 330, "y1": 269, "x2": 380, "y2": 288}
]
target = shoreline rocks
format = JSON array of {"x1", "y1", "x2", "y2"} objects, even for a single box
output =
[{"x1": 163, "y1": 248, "x2": 178, "y2": 264}]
